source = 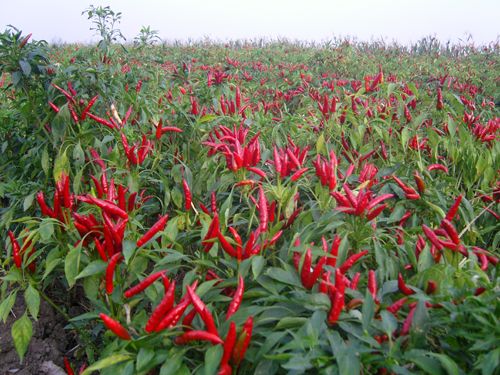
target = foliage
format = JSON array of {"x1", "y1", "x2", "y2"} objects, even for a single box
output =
[{"x1": 0, "y1": 27, "x2": 499, "y2": 375}]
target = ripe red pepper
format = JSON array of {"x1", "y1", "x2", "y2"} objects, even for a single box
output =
[
  {"x1": 182, "y1": 178, "x2": 192, "y2": 211},
  {"x1": 36, "y1": 192, "x2": 56, "y2": 218},
  {"x1": 93, "y1": 239, "x2": 108, "y2": 262},
  {"x1": 105, "y1": 253, "x2": 123, "y2": 295},
  {"x1": 124, "y1": 271, "x2": 166, "y2": 298},
  {"x1": 87, "y1": 195, "x2": 128, "y2": 219},
  {"x1": 87, "y1": 112, "x2": 115, "y2": 129},
  {"x1": 145, "y1": 280, "x2": 177, "y2": 333},
  {"x1": 226, "y1": 276, "x2": 244, "y2": 320},
  {"x1": 63, "y1": 357, "x2": 74, "y2": 375},
  {"x1": 187, "y1": 286, "x2": 219, "y2": 337},
  {"x1": 422, "y1": 225, "x2": 443, "y2": 251},
  {"x1": 400, "y1": 306, "x2": 416, "y2": 336},
  {"x1": 327, "y1": 269, "x2": 345, "y2": 325},
  {"x1": 368, "y1": 270, "x2": 378, "y2": 303},
  {"x1": 232, "y1": 316, "x2": 253, "y2": 366},
  {"x1": 155, "y1": 298, "x2": 191, "y2": 332},
  {"x1": 441, "y1": 219, "x2": 460, "y2": 245},
  {"x1": 338, "y1": 250, "x2": 369, "y2": 274},
  {"x1": 80, "y1": 95, "x2": 98, "y2": 121},
  {"x1": 217, "y1": 230, "x2": 237, "y2": 258},
  {"x1": 387, "y1": 297, "x2": 408, "y2": 315},
  {"x1": 258, "y1": 185, "x2": 268, "y2": 232},
  {"x1": 99, "y1": 313, "x2": 131, "y2": 340},
  {"x1": 444, "y1": 195, "x2": 462, "y2": 222},
  {"x1": 220, "y1": 321, "x2": 236, "y2": 372},
  {"x1": 8, "y1": 231, "x2": 22, "y2": 268},
  {"x1": 397, "y1": 273, "x2": 415, "y2": 295},
  {"x1": 175, "y1": 330, "x2": 223, "y2": 345},
  {"x1": 426, "y1": 280, "x2": 437, "y2": 294},
  {"x1": 136, "y1": 214, "x2": 169, "y2": 247},
  {"x1": 290, "y1": 167, "x2": 309, "y2": 181}
]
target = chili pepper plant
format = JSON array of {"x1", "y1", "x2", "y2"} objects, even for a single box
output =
[{"x1": 0, "y1": 25, "x2": 499, "y2": 375}]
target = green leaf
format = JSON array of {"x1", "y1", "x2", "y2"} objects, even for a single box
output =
[
  {"x1": 24, "y1": 285, "x2": 40, "y2": 320},
  {"x1": 252, "y1": 255, "x2": 265, "y2": 279},
  {"x1": 428, "y1": 353, "x2": 459, "y2": 375},
  {"x1": 76, "y1": 260, "x2": 106, "y2": 280},
  {"x1": 266, "y1": 267, "x2": 301, "y2": 287},
  {"x1": 80, "y1": 354, "x2": 133, "y2": 375},
  {"x1": 316, "y1": 133, "x2": 325, "y2": 154},
  {"x1": 204, "y1": 344, "x2": 223, "y2": 375},
  {"x1": 361, "y1": 292, "x2": 375, "y2": 332},
  {"x1": 11, "y1": 312, "x2": 32, "y2": 362},
  {"x1": 23, "y1": 193, "x2": 35, "y2": 212},
  {"x1": 380, "y1": 310, "x2": 397, "y2": 336},
  {"x1": 53, "y1": 149, "x2": 69, "y2": 181},
  {"x1": 19, "y1": 60, "x2": 31, "y2": 76},
  {"x1": 0, "y1": 291, "x2": 17, "y2": 323},
  {"x1": 159, "y1": 349, "x2": 184, "y2": 375},
  {"x1": 39, "y1": 220, "x2": 54, "y2": 241},
  {"x1": 136, "y1": 348, "x2": 155, "y2": 372},
  {"x1": 405, "y1": 350, "x2": 444, "y2": 375},
  {"x1": 41, "y1": 147, "x2": 50, "y2": 176},
  {"x1": 65, "y1": 244, "x2": 81, "y2": 288}
]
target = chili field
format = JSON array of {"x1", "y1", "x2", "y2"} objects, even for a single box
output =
[{"x1": 0, "y1": 27, "x2": 499, "y2": 375}]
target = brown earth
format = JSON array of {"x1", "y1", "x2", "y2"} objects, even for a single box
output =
[{"x1": 0, "y1": 296, "x2": 74, "y2": 375}]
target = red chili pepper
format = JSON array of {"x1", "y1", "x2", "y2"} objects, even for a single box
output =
[
  {"x1": 145, "y1": 280, "x2": 177, "y2": 333},
  {"x1": 36, "y1": 192, "x2": 56, "y2": 218},
  {"x1": 187, "y1": 286, "x2": 219, "y2": 337},
  {"x1": 175, "y1": 330, "x2": 223, "y2": 345},
  {"x1": 155, "y1": 298, "x2": 191, "y2": 332},
  {"x1": 436, "y1": 87, "x2": 444, "y2": 110},
  {"x1": 258, "y1": 185, "x2": 268, "y2": 232},
  {"x1": 81, "y1": 95, "x2": 98, "y2": 120},
  {"x1": 211, "y1": 191, "x2": 218, "y2": 214},
  {"x1": 338, "y1": 250, "x2": 369, "y2": 274},
  {"x1": 124, "y1": 271, "x2": 166, "y2": 298},
  {"x1": 247, "y1": 167, "x2": 267, "y2": 179},
  {"x1": 63, "y1": 357, "x2": 74, "y2": 375},
  {"x1": 400, "y1": 306, "x2": 416, "y2": 336},
  {"x1": 441, "y1": 219, "x2": 460, "y2": 245},
  {"x1": 93, "y1": 239, "x2": 108, "y2": 261},
  {"x1": 217, "y1": 230, "x2": 237, "y2": 258},
  {"x1": 220, "y1": 321, "x2": 236, "y2": 371},
  {"x1": 232, "y1": 316, "x2": 253, "y2": 366},
  {"x1": 427, "y1": 164, "x2": 448, "y2": 173},
  {"x1": 182, "y1": 179, "x2": 192, "y2": 211},
  {"x1": 8, "y1": 231, "x2": 22, "y2": 268},
  {"x1": 99, "y1": 313, "x2": 131, "y2": 340},
  {"x1": 48, "y1": 101, "x2": 60, "y2": 113},
  {"x1": 300, "y1": 248, "x2": 313, "y2": 289},
  {"x1": 413, "y1": 172, "x2": 426, "y2": 194},
  {"x1": 444, "y1": 195, "x2": 462, "y2": 222},
  {"x1": 397, "y1": 273, "x2": 415, "y2": 295},
  {"x1": 87, "y1": 112, "x2": 115, "y2": 129},
  {"x1": 327, "y1": 269, "x2": 345, "y2": 325},
  {"x1": 87, "y1": 195, "x2": 128, "y2": 219},
  {"x1": 105, "y1": 253, "x2": 123, "y2": 295},
  {"x1": 226, "y1": 276, "x2": 244, "y2": 320},
  {"x1": 387, "y1": 297, "x2": 408, "y2": 315},
  {"x1": 368, "y1": 270, "x2": 378, "y2": 302},
  {"x1": 137, "y1": 214, "x2": 169, "y2": 247},
  {"x1": 426, "y1": 280, "x2": 437, "y2": 294},
  {"x1": 422, "y1": 225, "x2": 443, "y2": 251},
  {"x1": 290, "y1": 167, "x2": 309, "y2": 181}
]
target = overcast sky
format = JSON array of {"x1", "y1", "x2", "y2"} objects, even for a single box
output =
[{"x1": 1, "y1": 0, "x2": 499, "y2": 45}]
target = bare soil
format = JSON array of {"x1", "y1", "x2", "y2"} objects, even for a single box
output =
[{"x1": 0, "y1": 296, "x2": 73, "y2": 375}]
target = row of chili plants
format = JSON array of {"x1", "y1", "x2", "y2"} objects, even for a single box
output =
[{"x1": 0, "y1": 31, "x2": 499, "y2": 374}]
